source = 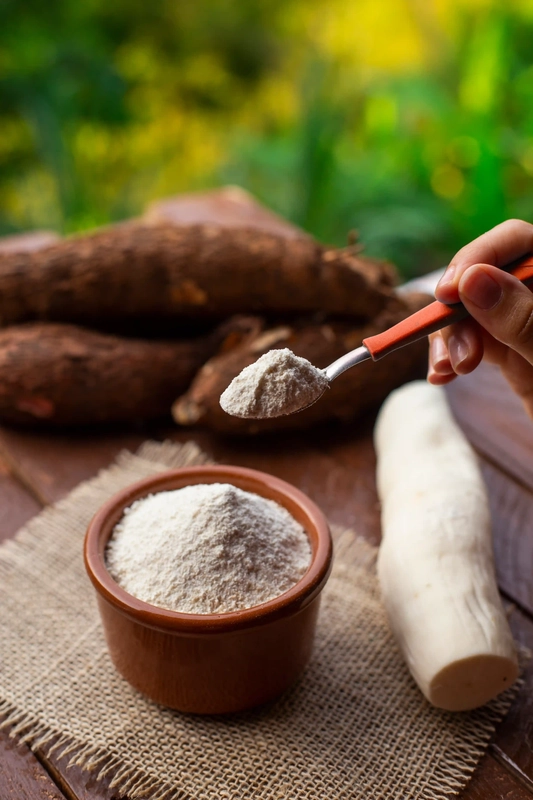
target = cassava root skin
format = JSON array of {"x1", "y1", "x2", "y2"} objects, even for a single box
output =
[
  {"x1": 0, "y1": 221, "x2": 396, "y2": 327},
  {"x1": 375, "y1": 381, "x2": 518, "y2": 711},
  {"x1": 0, "y1": 323, "x2": 221, "y2": 426},
  {"x1": 172, "y1": 293, "x2": 430, "y2": 433}
]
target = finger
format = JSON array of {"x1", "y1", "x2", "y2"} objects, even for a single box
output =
[
  {"x1": 428, "y1": 332, "x2": 453, "y2": 374},
  {"x1": 444, "y1": 318, "x2": 484, "y2": 375},
  {"x1": 429, "y1": 320, "x2": 484, "y2": 376},
  {"x1": 428, "y1": 332, "x2": 456, "y2": 385},
  {"x1": 427, "y1": 365, "x2": 458, "y2": 386},
  {"x1": 435, "y1": 219, "x2": 533, "y2": 304},
  {"x1": 458, "y1": 264, "x2": 533, "y2": 365}
]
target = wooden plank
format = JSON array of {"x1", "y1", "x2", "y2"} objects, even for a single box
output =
[
  {"x1": 0, "y1": 433, "x2": 125, "y2": 797},
  {"x1": 0, "y1": 461, "x2": 70, "y2": 800},
  {"x1": 488, "y1": 605, "x2": 533, "y2": 785},
  {"x1": 33, "y1": 744, "x2": 119, "y2": 800},
  {"x1": 481, "y1": 458, "x2": 533, "y2": 616},
  {"x1": 446, "y1": 362, "x2": 533, "y2": 490},
  {"x1": 311, "y1": 416, "x2": 382, "y2": 545},
  {"x1": 459, "y1": 752, "x2": 533, "y2": 799},
  {"x1": 0, "y1": 427, "x2": 152, "y2": 505},
  {"x1": 0, "y1": 458, "x2": 41, "y2": 543},
  {"x1": 0, "y1": 726, "x2": 66, "y2": 800}
]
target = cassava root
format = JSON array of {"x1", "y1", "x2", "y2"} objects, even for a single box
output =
[
  {"x1": 0, "y1": 323, "x2": 229, "y2": 426},
  {"x1": 375, "y1": 381, "x2": 518, "y2": 711},
  {"x1": 0, "y1": 221, "x2": 396, "y2": 327}
]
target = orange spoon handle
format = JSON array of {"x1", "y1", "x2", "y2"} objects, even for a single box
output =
[{"x1": 363, "y1": 256, "x2": 533, "y2": 361}]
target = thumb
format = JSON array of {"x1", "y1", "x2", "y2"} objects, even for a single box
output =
[{"x1": 458, "y1": 264, "x2": 533, "y2": 365}]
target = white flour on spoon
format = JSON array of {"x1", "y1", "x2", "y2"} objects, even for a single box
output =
[{"x1": 220, "y1": 348, "x2": 328, "y2": 418}]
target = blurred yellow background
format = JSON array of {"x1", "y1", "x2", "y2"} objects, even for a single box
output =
[{"x1": 2, "y1": 0, "x2": 533, "y2": 275}]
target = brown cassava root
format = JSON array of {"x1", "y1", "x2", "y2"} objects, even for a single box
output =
[
  {"x1": 0, "y1": 221, "x2": 396, "y2": 326},
  {"x1": 0, "y1": 323, "x2": 223, "y2": 426}
]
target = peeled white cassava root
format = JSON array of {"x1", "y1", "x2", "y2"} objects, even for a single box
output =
[{"x1": 375, "y1": 381, "x2": 518, "y2": 711}]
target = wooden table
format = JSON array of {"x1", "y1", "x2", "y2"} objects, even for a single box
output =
[
  {"x1": 1, "y1": 193, "x2": 533, "y2": 798},
  {"x1": 1, "y1": 363, "x2": 532, "y2": 800}
]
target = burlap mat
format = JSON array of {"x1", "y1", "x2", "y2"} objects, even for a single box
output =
[{"x1": 0, "y1": 440, "x2": 520, "y2": 799}]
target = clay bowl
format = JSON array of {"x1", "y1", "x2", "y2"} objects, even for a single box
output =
[{"x1": 84, "y1": 465, "x2": 332, "y2": 714}]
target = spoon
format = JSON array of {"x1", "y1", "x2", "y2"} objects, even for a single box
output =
[
  {"x1": 324, "y1": 255, "x2": 533, "y2": 385},
  {"x1": 221, "y1": 256, "x2": 533, "y2": 419}
]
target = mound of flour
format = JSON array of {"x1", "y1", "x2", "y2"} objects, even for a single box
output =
[
  {"x1": 219, "y1": 348, "x2": 328, "y2": 418},
  {"x1": 106, "y1": 483, "x2": 311, "y2": 614}
]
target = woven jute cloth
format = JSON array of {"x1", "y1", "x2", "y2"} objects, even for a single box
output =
[{"x1": 0, "y1": 441, "x2": 519, "y2": 799}]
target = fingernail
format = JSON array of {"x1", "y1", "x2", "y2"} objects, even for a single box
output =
[
  {"x1": 461, "y1": 267, "x2": 502, "y2": 310},
  {"x1": 430, "y1": 336, "x2": 452, "y2": 374},
  {"x1": 448, "y1": 332, "x2": 469, "y2": 370},
  {"x1": 436, "y1": 265, "x2": 456, "y2": 292}
]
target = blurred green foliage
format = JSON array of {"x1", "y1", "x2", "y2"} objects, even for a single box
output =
[{"x1": 1, "y1": 0, "x2": 533, "y2": 277}]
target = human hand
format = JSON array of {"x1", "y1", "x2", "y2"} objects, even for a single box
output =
[{"x1": 427, "y1": 219, "x2": 533, "y2": 418}]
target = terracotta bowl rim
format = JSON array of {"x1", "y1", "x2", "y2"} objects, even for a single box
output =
[{"x1": 84, "y1": 464, "x2": 332, "y2": 634}]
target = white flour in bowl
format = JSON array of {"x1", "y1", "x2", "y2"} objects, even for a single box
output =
[
  {"x1": 105, "y1": 483, "x2": 312, "y2": 614},
  {"x1": 219, "y1": 348, "x2": 328, "y2": 419}
]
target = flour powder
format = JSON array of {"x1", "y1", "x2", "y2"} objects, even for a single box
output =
[
  {"x1": 219, "y1": 348, "x2": 328, "y2": 418},
  {"x1": 105, "y1": 483, "x2": 312, "y2": 614}
]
